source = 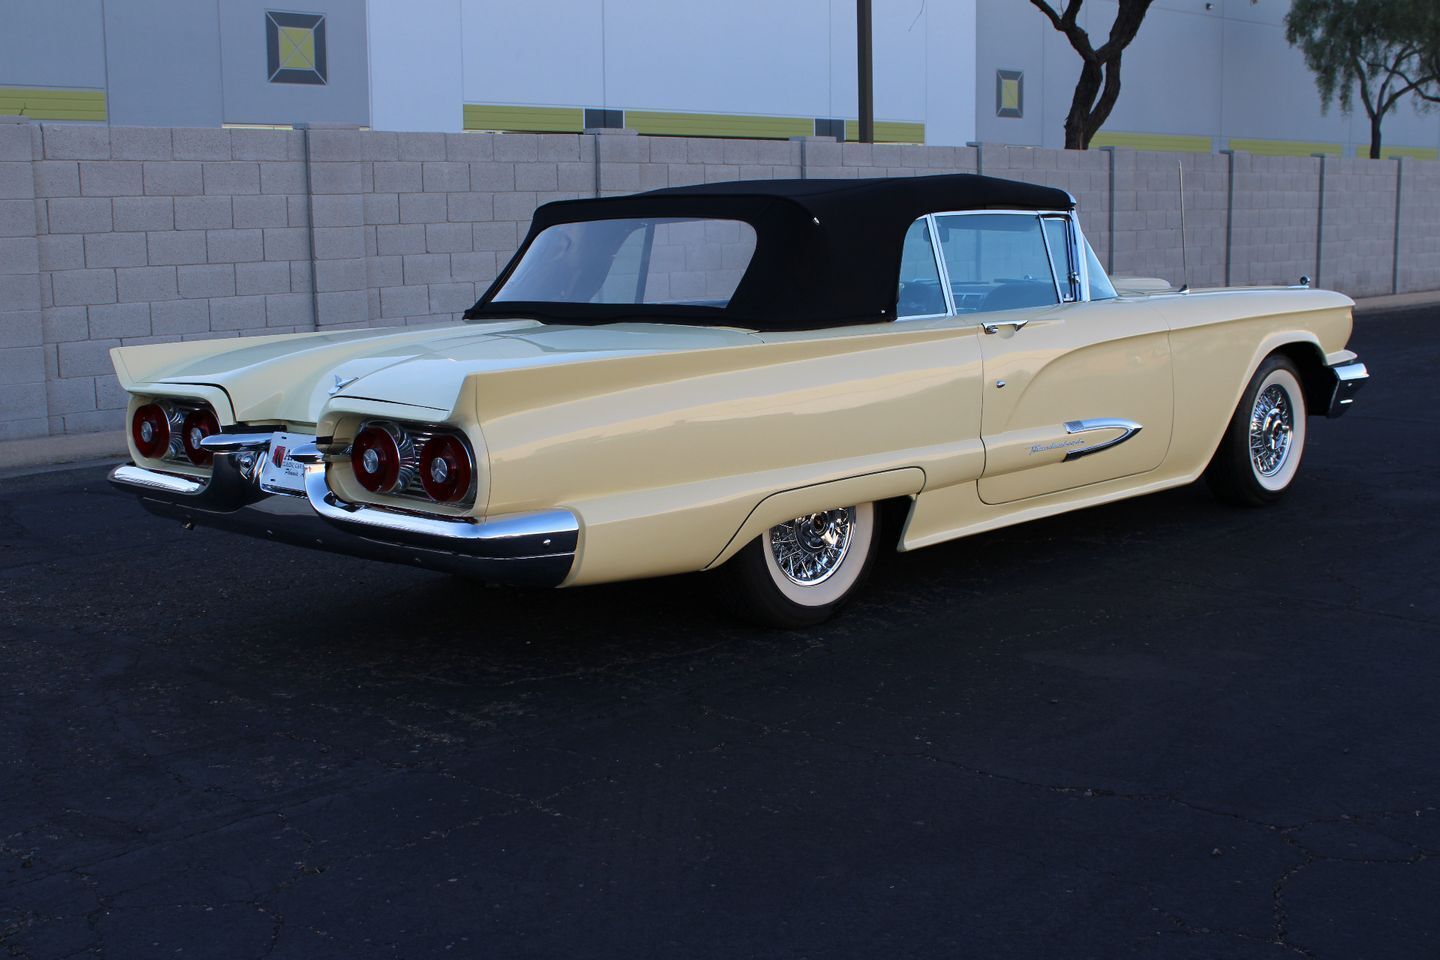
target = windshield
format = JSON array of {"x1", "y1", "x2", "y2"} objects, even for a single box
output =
[{"x1": 492, "y1": 217, "x2": 757, "y2": 308}]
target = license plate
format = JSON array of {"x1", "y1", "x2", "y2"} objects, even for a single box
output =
[{"x1": 258, "y1": 432, "x2": 315, "y2": 496}]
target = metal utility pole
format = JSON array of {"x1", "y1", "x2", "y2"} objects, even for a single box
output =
[{"x1": 857, "y1": 0, "x2": 874, "y2": 143}]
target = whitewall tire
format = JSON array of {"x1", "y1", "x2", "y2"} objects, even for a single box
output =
[
  {"x1": 1206, "y1": 355, "x2": 1309, "y2": 506},
  {"x1": 725, "y1": 502, "x2": 881, "y2": 627}
]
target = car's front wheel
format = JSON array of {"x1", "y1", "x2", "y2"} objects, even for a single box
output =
[
  {"x1": 1206, "y1": 354, "x2": 1309, "y2": 506},
  {"x1": 725, "y1": 502, "x2": 880, "y2": 628}
]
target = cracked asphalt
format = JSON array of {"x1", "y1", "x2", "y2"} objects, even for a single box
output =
[{"x1": 2, "y1": 307, "x2": 1437, "y2": 959}]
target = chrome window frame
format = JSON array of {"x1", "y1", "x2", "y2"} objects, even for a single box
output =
[
  {"x1": 894, "y1": 215, "x2": 954, "y2": 321},
  {"x1": 895, "y1": 206, "x2": 1101, "y2": 322}
]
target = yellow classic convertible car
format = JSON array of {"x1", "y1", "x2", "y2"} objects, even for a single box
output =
[{"x1": 109, "y1": 175, "x2": 1367, "y2": 626}]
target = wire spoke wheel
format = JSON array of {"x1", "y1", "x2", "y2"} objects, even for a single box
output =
[
  {"x1": 767, "y1": 508, "x2": 856, "y2": 586},
  {"x1": 1249, "y1": 384, "x2": 1295, "y2": 478}
]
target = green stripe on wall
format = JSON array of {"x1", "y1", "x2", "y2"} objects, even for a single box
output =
[
  {"x1": 1228, "y1": 137, "x2": 1342, "y2": 157},
  {"x1": 842, "y1": 119, "x2": 926, "y2": 143},
  {"x1": 627, "y1": 111, "x2": 812, "y2": 139},
  {"x1": 0, "y1": 86, "x2": 106, "y2": 121},
  {"x1": 1379, "y1": 145, "x2": 1439, "y2": 161},
  {"x1": 1090, "y1": 131, "x2": 1211, "y2": 153},
  {"x1": 463, "y1": 104, "x2": 583, "y2": 133}
]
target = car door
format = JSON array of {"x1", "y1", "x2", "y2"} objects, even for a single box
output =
[{"x1": 930, "y1": 211, "x2": 1173, "y2": 505}]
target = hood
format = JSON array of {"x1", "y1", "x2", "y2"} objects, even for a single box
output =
[{"x1": 112, "y1": 320, "x2": 761, "y2": 423}]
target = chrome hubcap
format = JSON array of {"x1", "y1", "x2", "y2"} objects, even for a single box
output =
[
  {"x1": 1250, "y1": 384, "x2": 1294, "y2": 477},
  {"x1": 769, "y1": 508, "x2": 855, "y2": 586}
]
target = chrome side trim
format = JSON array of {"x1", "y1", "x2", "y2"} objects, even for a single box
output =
[
  {"x1": 982, "y1": 317, "x2": 1031, "y2": 335},
  {"x1": 1326, "y1": 360, "x2": 1368, "y2": 418},
  {"x1": 1061, "y1": 418, "x2": 1144, "y2": 461},
  {"x1": 109, "y1": 464, "x2": 205, "y2": 496},
  {"x1": 198, "y1": 433, "x2": 277, "y2": 453}
]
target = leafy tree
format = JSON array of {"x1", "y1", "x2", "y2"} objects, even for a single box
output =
[
  {"x1": 1285, "y1": 0, "x2": 1440, "y2": 159},
  {"x1": 1027, "y1": 0, "x2": 1158, "y2": 150}
]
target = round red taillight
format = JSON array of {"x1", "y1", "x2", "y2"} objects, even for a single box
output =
[
  {"x1": 132, "y1": 403, "x2": 170, "y2": 459},
  {"x1": 351, "y1": 424, "x2": 402, "y2": 493},
  {"x1": 181, "y1": 408, "x2": 220, "y2": 465},
  {"x1": 419, "y1": 435, "x2": 473, "y2": 503}
]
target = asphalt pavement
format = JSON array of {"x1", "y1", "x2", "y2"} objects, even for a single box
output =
[{"x1": 2, "y1": 308, "x2": 1436, "y2": 959}]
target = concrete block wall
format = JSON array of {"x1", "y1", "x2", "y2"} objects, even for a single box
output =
[{"x1": 0, "y1": 120, "x2": 1435, "y2": 442}]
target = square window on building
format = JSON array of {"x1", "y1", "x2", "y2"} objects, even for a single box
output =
[
  {"x1": 814, "y1": 118, "x2": 846, "y2": 141},
  {"x1": 996, "y1": 70, "x2": 1023, "y2": 119},
  {"x1": 584, "y1": 108, "x2": 625, "y2": 130},
  {"x1": 267, "y1": 11, "x2": 328, "y2": 85}
]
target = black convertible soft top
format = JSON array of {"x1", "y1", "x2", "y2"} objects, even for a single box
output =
[{"x1": 464, "y1": 174, "x2": 1076, "y2": 331}]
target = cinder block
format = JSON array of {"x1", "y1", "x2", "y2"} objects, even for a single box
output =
[
  {"x1": 362, "y1": 131, "x2": 399, "y2": 162},
  {"x1": 94, "y1": 374, "x2": 129, "y2": 410},
  {"x1": 117, "y1": 265, "x2": 179, "y2": 302},
  {"x1": 79, "y1": 161, "x2": 143, "y2": 197},
  {"x1": 312, "y1": 226, "x2": 364, "y2": 260},
  {"x1": 147, "y1": 230, "x2": 208, "y2": 266},
  {"x1": 446, "y1": 133, "x2": 494, "y2": 162},
  {"x1": 380, "y1": 284, "x2": 430, "y2": 318},
  {"x1": 602, "y1": 164, "x2": 641, "y2": 191},
  {"x1": 265, "y1": 292, "x2": 311, "y2": 326},
  {"x1": 312, "y1": 194, "x2": 364, "y2": 227},
  {"x1": 44, "y1": 126, "x2": 110, "y2": 160},
  {"x1": 423, "y1": 161, "x2": 471, "y2": 193},
  {"x1": 364, "y1": 193, "x2": 399, "y2": 225},
  {"x1": 373, "y1": 161, "x2": 422, "y2": 193},
  {"x1": 397, "y1": 133, "x2": 447, "y2": 161},
  {"x1": 471, "y1": 220, "x2": 517, "y2": 251},
  {"x1": 260, "y1": 162, "x2": 306, "y2": 195},
  {"x1": 113, "y1": 196, "x2": 174, "y2": 232},
  {"x1": 0, "y1": 274, "x2": 41, "y2": 310},
  {"x1": 0, "y1": 124, "x2": 33, "y2": 162},
  {"x1": 263, "y1": 227, "x2": 310, "y2": 261},
  {"x1": 209, "y1": 295, "x2": 267, "y2": 330},
  {"x1": 142, "y1": 160, "x2": 204, "y2": 197},
  {"x1": 206, "y1": 229, "x2": 264, "y2": 263},
  {"x1": 150, "y1": 297, "x2": 210, "y2": 335},
  {"x1": 203, "y1": 162, "x2": 261, "y2": 195},
  {"x1": 43, "y1": 306, "x2": 89, "y2": 343},
  {"x1": 309, "y1": 162, "x2": 363, "y2": 194},
  {"x1": 0, "y1": 236, "x2": 40, "y2": 273},
  {"x1": 287, "y1": 195, "x2": 311, "y2": 227},
  {"x1": 515, "y1": 163, "x2": 558, "y2": 192},
  {"x1": 0, "y1": 387, "x2": 48, "y2": 435},
  {"x1": 33, "y1": 161, "x2": 80, "y2": 198},
  {"x1": 315, "y1": 289, "x2": 369, "y2": 325},
  {"x1": 470, "y1": 162, "x2": 515, "y2": 192},
  {"x1": 230, "y1": 129, "x2": 294, "y2": 161},
  {"x1": 174, "y1": 196, "x2": 232, "y2": 231},
  {"x1": 426, "y1": 222, "x2": 472, "y2": 253},
  {"x1": 399, "y1": 193, "x2": 447, "y2": 223},
  {"x1": 177, "y1": 263, "x2": 235, "y2": 299},
  {"x1": 45, "y1": 198, "x2": 110, "y2": 234},
  {"x1": 84, "y1": 232, "x2": 149, "y2": 268},
  {"x1": 446, "y1": 192, "x2": 491, "y2": 222},
  {"x1": 52, "y1": 268, "x2": 117, "y2": 306},
  {"x1": 57, "y1": 338, "x2": 120, "y2": 377},
  {"x1": 47, "y1": 375, "x2": 97, "y2": 415},
  {"x1": 429, "y1": 282, "x2": 475, "y2": 313},
  {"x1": 307, "y1": 128, "x2": 366, "y2": 161},
  {"x1": 376, "y1": 223, "x2": 426, "y2": 256},
  {"x1": 232, "y1": 194, "x2": 289, "y2": 229},
  {"x1": 235, "y1": 261, "x2": 292, "y2": 296},
  {"x1": 557, "y1": 162, "x2": 593, "y2": 192},
  {"x1": 315, "y1": 257, "x2": 366, "y2": 292},
  {"x1": 403, "y1": 253, "x2": 450, "y2": 284},
  {"x1": 0, "y1": 309, "x2": 42, "y2": 348},
  {"x1": 0, "y1": 161, "x2": 34, "y2": 200},
  {"x1": 0, "y1": 345, "x2": 44, "y2": 386},
  {"x1": 110, "y1": 127, "x2": 173, "y2": 161},
  {"x1": 493, "y1": 192, "x2": 538, "y2": 221},
  {"x1": 88, "y1": 301, "x2": 151, "y2": 338},
  {"x1": 172, "y1": 128, "x2": 231, "y2": 161},
  {"x1": 367, "y1": 254, "x2": 403, "y2": 287},
  {"x1": 449, "y1": 251, "x2": 498, "y2": 282}
]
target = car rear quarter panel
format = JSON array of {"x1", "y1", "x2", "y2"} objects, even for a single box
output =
[{"x1": 467, "y1": 323, "x2": 987, "y2": 586}]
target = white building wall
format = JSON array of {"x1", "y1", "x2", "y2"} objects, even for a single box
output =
[{"x1": 369, "y1": 0, "x2": 464, "y2": 132}]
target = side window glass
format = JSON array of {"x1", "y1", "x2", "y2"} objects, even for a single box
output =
[
  {"x1": 934, "y1": 214, "x2": 1060, "y2": 314},
  {"x1": 1085, "y1": 240, "x2": 1118, "y2": 300},
  {"x1": 1043, "y1": 217, "x2": 1077, "y2": 301},
  {"x1": 896, "y1": 218, "x2": 948, "y2": 319}
]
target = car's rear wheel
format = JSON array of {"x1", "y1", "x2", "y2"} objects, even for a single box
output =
[
  {"x1": 725, "y1": 502, "x2": 880, "y2": 628},
  {"x1": 1205, "y1": 354, "x2": 1308, "y2": 506}
]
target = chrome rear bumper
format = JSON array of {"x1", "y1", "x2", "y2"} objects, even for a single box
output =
[
  {"x1": 109, "y1": 441, "x2": 578, "y2": 587},
  {"x1": 1326, "y1": 360, "x2": 1369, "y2": 418}
]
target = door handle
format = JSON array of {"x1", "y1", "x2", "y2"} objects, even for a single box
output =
[{"x1": 982, "y1": 317, "x2": 1030, "y2": 335}]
